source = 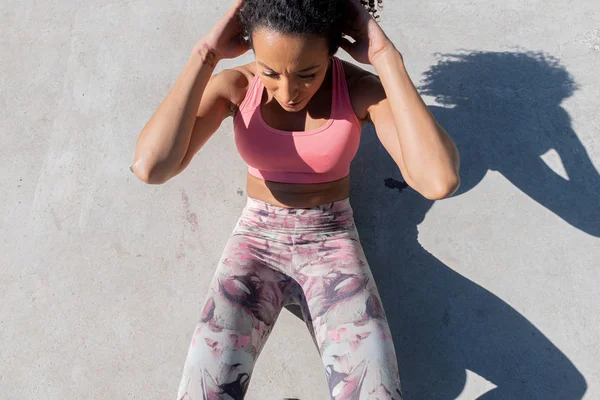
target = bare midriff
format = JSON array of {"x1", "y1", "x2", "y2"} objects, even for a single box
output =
[{"x1": 245, "y1": 173, "x2": 351, "y2": 208}]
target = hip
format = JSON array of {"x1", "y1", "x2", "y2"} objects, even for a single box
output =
[{"x1": 233, "y1": 195, "x2": 360, "y2": 244}]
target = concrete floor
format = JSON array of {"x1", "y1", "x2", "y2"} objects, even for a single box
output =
[{"x1": 1, "y1": 0, "x2": 599, "y2": 399}]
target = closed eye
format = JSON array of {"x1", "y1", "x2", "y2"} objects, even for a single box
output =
[{"x1": 262, "y1": 72, "x2": 316, "y2": 80}]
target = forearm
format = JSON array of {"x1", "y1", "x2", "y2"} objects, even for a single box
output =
[
  {"x1": 372, "y1": 49, "x2": 460, "y2": 196},
  {"x1": 132, "y1": 45, "x2": 218, "y2": 184}
]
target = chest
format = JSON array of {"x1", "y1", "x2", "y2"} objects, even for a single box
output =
[
  {"x1": 233, "y1": 108, "x2": 361, "y2": 174},
  {"x1": 260, "y1": 89, "x2": 333, "y2": 132}
]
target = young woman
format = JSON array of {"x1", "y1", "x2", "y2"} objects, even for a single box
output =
[{"x1": 132, "y1": 0, "x2": 460, "y2": 398}]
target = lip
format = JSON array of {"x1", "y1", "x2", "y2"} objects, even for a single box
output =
[{"x1": 281, "y1": 99, "x2": 303, "y2": 108}]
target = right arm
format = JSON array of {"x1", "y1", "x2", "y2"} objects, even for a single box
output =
[
  {"x1": 131, "y1": 0, "x2": 248, "y2": 184},
  {"x1": 132, "y1": 48, "x2": 216, "y2": 184},
  {"x1": 132, "y1": 56, "x2": 247, "y2": 184}
]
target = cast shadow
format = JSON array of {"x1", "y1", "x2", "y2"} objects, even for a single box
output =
[{"x1": 347, "y1": 50, "x2": 593, "y2": 399}]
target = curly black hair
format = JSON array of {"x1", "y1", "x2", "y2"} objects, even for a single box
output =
[{"x1": 237, "y1": 0, "x2": 383, "y2": 55}]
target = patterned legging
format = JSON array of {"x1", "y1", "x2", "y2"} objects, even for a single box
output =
[{"x1": 177, "y1": 197, "x2": 402, "y2": 400}]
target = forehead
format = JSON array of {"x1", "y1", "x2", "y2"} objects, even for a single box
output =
[{"x1": 252, "y1": 28, "x2": 329, "y2": 70}]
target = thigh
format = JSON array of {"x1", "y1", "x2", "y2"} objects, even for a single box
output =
[
  {"x1": 296, "y1": 234, "x2": 403, "y2": 400},
  {"x1": 177, "y1": 233, "x2": 291, "y2": 400}
]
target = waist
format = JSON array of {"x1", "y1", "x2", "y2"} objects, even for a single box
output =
[
  {"x1": 245, "y1": 173, "x2": 351, "y2": 209},
  {"x1": 236, "y1": 195, "x2": 356, "y2": 236}
]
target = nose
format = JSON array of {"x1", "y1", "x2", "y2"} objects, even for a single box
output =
[{"x1": 278, "y1": 78, "x2": 299, "y2": 103}]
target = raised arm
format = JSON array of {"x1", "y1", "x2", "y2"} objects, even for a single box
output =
[
  {"x1": 131, "y1": 0, "x2": 249, "y2": 184},
  {"x1": 341, "y1": 0, "x2": 460, "y2": 200}
]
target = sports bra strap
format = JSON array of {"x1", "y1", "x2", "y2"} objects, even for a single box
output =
[{"x1": 238, "y1": 73, "x2": 262, "y2": 113}]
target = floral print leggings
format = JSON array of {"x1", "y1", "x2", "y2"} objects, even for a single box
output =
[{"x1": 177, "y1": 197, "x2": 402, "y2": 400}]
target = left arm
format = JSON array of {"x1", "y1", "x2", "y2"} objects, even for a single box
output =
[
  {"x1": 370, "y1": 51, "x2": 460, "y2": 200},
  {"x1": 342, "y1": 0, "x2": 460, "y2": 200}
]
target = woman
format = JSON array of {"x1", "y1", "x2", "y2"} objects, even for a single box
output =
[{"x1": 132, "y1": 0, "x2": 460, "y2": 398}]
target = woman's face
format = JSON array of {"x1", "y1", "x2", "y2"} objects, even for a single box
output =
[{"x1": 251, "y1": 28, "x2": 331, "y2": 112}]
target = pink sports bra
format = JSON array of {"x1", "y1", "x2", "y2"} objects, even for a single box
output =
[{"x1": 233, "y1": 56, "x2": 362, "y2": 184}]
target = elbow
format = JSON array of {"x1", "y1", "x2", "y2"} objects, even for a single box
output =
[
  {"x1": 139, "y1": 171, "x2": 169, "y2": 185},
  {"x1": 417, "y1": 146, "x2": 461, "y2": 200},
  {"x1": 421, "y1": 174, "x2": 460, "y2": 200},
  {"x1": 131, "y1": 160, "x2": 171, "y2": 185}
]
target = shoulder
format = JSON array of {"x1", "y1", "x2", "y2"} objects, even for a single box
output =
[
  {"x1": 210, "y1": 62, "x2": 257, "y2": 112},
  {"x1": 339, "y1": 59, "x2": 386, "y2": 123}
]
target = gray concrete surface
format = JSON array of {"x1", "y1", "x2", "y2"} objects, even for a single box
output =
[{"x1": 1, "y1": 0, "x2": 599, "y2": 399}]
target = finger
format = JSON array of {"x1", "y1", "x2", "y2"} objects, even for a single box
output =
[
  {"x1": 344, "y1": 1, "x2": 371, "y2": 33},
  {"x1": 348, "y1": 0, "x2": 373, "y2": 22},
  {"x1": 346, "y1": 0, "x2": 362, "y2": 12},
  {"x1": 348, "y1": 0, "x2": 370, "y2": 16}
]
